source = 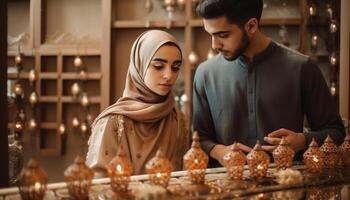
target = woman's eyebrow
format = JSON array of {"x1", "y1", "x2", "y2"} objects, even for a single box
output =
[{"x1": 152, "y1": 58, "x2": 168, "y2": 63}]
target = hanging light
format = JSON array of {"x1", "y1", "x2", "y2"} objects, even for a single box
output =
[
  {"x1": 71, "y1": 82, "x2": 81, "y2": 98},
  {"x1": 29, "y1": 91, "x2": 39, "y2": 105},
  {"x1": 80, "y1": 92, "x2": 90, "y2": 108},
  {"x1": 14, "y1": 118, "x2": 25, "y2": 134},
  {"x1": 59, "y1": 124, "x2": 66, "y2": 135},
  {"x1": 309, "y1": 3, "x2": 317, "y2": 17},
  {"x1": 72, "y1": 116, "x2": 80, "y2": 128},
  {"x1": 15, "y1": 54, "x2": 23, "y2": 66},
  {"x1": 177, "y1": 0, "x2": 186, "y2": 11},
  {"x1": 164, "y1": 0, "x2": 176, "y2": 29},
  {"x1": 28, "y1": 69, "x2": 38, "y2": 83},
  {"x1": 79, "y1": 69, "x2": 88, "y2": 80},
  {"x1": 311, "y1": 34, "x2": 318, "y2": 50},
  {"x1": 145, "y1": 0, "x2": 153, "y2": 13},
  {"x1": 14, "y1": 82, "x2": 23, "y2": 97},
  {"x1": 80, "y1": 122, "x2": 88, "y2": 134},
  {"x1": 73, "y1": 56, "x2": 83, "y2": 68},
  {"x1": 207, "y1": 49, "x2": 217, "y2": 60},
  {"x1": 329, "y1": 53, "x2": 338, "y2": 66},
  {"x1": 86, "y1": 113, "x2": 93, "y2": 125},
  {"x1": 28, "y1": 118, "x2": 37, "y2": 131},
  {"x1": 330, "y1": 82, "x2": 337, "y2": 96},
  {"x1": 329, "y1": 20, "x2": 338, "y2": 34},
  {"x1": 188, "y1": 51, "x2": 199, "y2": 65},
  {"x1": 326, "y1": 4, "x2": 333, "y2": 19}
]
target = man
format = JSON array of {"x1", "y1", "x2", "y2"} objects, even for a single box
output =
[{"x1": 192, "y1": 0, "x2": 345, "y2": 167}]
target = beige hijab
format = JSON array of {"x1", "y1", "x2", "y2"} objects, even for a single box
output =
[{"x1": 91, "y1": 30, "x2": 187, "y2": 174}]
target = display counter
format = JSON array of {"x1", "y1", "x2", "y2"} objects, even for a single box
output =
[{"x1": 1, "y1": 164, "x2": 350, "y2": 200}]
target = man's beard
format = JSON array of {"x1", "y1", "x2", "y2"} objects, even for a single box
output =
[{"x1": 221, "y1": 31, "x2": 250, "y2": 61}]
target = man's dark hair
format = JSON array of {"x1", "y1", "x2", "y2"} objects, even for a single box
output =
[{"x1": 196, "y1": 0, "x2": 264, "y2": 27}]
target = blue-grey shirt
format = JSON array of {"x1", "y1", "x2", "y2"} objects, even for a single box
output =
[{"x1": 192, "y1": 41, "x2": 345, "y2": 166}]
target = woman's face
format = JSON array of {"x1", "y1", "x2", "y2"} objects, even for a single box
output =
[{"x1": 144, "y1": 44, "x2": 182, "y2": 96}]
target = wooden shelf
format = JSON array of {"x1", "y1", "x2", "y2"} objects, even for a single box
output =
[
  {"x1": 61, "y1": 96, "x2": 101, "y2": 103},
  {"x1": 7, "y1": 72, "x2": 29, "y2": 79},
  {"x1": 40, "y1": 96, "x2": 58, "y2": 102},
  {"x1": 40, "y1": 122, "x2": 57, "y2": 129},
  {"x1": 113, "y1": 20, "x2": 186, "y2": 28},
  {"x1": 40, "y1": 72, "x2": 58, "y2": 79},
  {"x1": 189, "y1": 18, "x2": 302, "y2": 27},
  {"x1": 61, "y1": 73, "x2": 102, "y2": 80},
  {"x1": 38, "y1": 46, "x2": 101, "y2": 56}
]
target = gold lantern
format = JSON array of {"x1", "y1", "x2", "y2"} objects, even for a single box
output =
[
  {"x1": 145, "y1": 149, "x2": 173, "y2": 188},
  {"x1": 64, "y1": 156, "x2": 94, "y2": 200},
  {"x1": 246, "y1": 140, "x2": 270, "y2": 179},
  {"x1": 303, "y1": 138, "x2": 325, "y2": 173},
  {"x1": 340, "y1": 133, "x2": 350, "y2": 168},
  {"x1": 320, "y1": 135, "x2": 341, "y2": 168},
  {"x1": 107, "y1": 145, "x2": 133, "y2": 195},
  {"x1": 18, "y1": 159, "x2": 48, "y2": 200},
  {"x1": 222, "y1": 142, "x2": 246, "y2": 180},
  {"x1": 272, "y1": 137, "x2": 295, "y2": 170},
  {"x1": 183, "y1": 131, "x2": 209, "y2": 185}
]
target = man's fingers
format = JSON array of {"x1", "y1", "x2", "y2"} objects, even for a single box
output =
[
  {"x1": 261, "y1": 145, "x2": 276, "y2": 152},
  {"x1": 264, "y1": 136, "x2": 281, "y2": 145},
  {"x1": 268, "y1": 128, "x2": 290, "y2": 137},
  {"x1": 235, "y1": 142, "x2": 253, "y2": 153}
]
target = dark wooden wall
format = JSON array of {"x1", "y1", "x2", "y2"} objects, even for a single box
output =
[{"x1": 0, "y1": 0, "x2": 9, "y2": 188}]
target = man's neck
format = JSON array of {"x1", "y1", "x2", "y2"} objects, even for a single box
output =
[{"x1": 243, "y1": 32, "x2": 271, "y2": 62}]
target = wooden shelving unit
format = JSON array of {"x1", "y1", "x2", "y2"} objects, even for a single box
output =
[{"x1": 7, "y1": 0, "x2": 107, "y2": 158}]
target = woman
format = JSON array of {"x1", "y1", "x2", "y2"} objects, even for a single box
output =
[{"x1": 86, "y1": 30, "x2": 189, "y2": 175}]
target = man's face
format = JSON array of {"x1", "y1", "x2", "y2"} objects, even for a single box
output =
[{"x1": 203, "y1": 16, "x2": 250, "y2": 61}]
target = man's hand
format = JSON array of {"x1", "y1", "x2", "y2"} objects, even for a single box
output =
[
  {"x1": 210, "y1": 143, "x2": 252, "y2": 166},
  {"x1": 263, "y1": 128, "x2": 306, "y2": 152}
]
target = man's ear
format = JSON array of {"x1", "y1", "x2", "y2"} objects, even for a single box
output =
[{"x1": 245, "y1": 18, "x2": 258, "y2": 34}]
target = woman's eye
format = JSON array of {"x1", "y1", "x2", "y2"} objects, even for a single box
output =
[
  {"x1": 153, "y1": 64, "x2": 164, "y2": 70},
  {"x1": 172, "y1": 65, "x2": 181, "y2": 72}
]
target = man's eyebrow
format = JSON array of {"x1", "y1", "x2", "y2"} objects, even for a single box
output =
[{"x1": 212, "y1": 31, "x2": 230, "y2": 36}]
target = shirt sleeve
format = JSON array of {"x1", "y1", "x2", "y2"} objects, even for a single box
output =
[
  {"x1": 301, "y1": 59, "x2": 345, "y2": 146},
  {"x1": 192, "y1": 67, "x2": 218, "y2": 154},
  {"x1": 86, "y1": 115, "x2": 118, "y2": 174}
]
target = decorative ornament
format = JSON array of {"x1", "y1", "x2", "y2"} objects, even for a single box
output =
[
  {"x1": 272, "y1": 137, "x2": 295, "y2": 170},
  {"x1": 303, "y1": 138, "x2": 325, "y2": 173},
  {"x1": 72, "y1": 116, "x2": 80, "y2": 128},
  {"x1": 329, "y1": 20, "x2": 338, "y2": 34},
  {"x1": 164, "y1": 0, "x2": 176, "y2": 29},
  {"x1": 86, "y1": 113, "x2": 93, "y2": 126},
  {"x1": 246, "y1": 140, "x2": 270, "y2": 179},
  {"x1": 309, "y1": 3, "x2": 317, "y2": 17},
  {"x1": 107, "y1": 145, "x2": 133, "y2": 195},
  {"x1": 71, "y1": 82, "x2": 81, "y2": 98},
  {"x1": 15, "y1": 54, "x2": 23, "y2": 66},
  {"x1": 222, "y1": 142, "x2": 246, "y2": 180},
  {"x1": 14, "y1": 82, "x2": 23, "y2": 97},
  {"x1": 339, "y1": 133, "x2": 350, "y2": 168},
  {"x1": 28, "y1": 118, "x2": 37, "y2": 131},
  {"x1": 330, "y1": 82, "x2": 337, "y2": 96},
  {"x1": 188, "y1": 51, "x2": 199, "y2": 66},
  {"x1": 80, "y1": 92, "x2": 90, "y2": 108},
  {"x1": 64, "y1": 156, "x2": 94, "y2": 200},
  {"x1": 311, "y1": 34, "x2": 318, "y2": 52},
  {"x1": 183, "y1": 131, "x2": 208, "y2": 185},
  {"x1": 329, "y1": 52, "x2": 338, "y2": 66},
  {"x1": 326, "y1": 4, "x2": 333, "y2": 19},
  {"x1": 59, "y1": 124, "x2": 66, "y2": 135},
  {"x1": 145, "y1": 0, "x2": 153, "y2": 13},
  {"x1": 18, "y1": 160, "x2": 48, "y2": 200},
  {"x1": 14, "y1": 117, "x2": 25, "y2": 134},
  {"x1": 177, "y1": 0, "x2": 186, "y2": 11},
  {"x1": 79, "y1": 69, "x2": 88, "y2": 80},
  {"x1": 320, "y1": 135, "x2": 341, "y2": 168},
  {"x1": 74, "y1": 56, "x2": 83, "y2": 68},
  {"x1": 145, "y1": 149, "x2": 173, "y2": 187},
  {"x1": 28, "y1": 69, "x2": 37, "y2": 83},
  {"x1": 29, "y1": 91, "x2": 39, "y2": 105},
  {"x1": 80, "y1": 122, "x2": 88, "y2": 134}
]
